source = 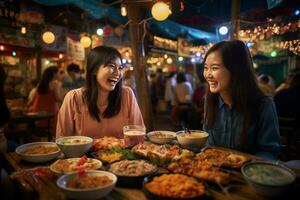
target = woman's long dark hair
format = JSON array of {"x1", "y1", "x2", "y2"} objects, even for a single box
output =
[
  {"x1": 83, "y1": 46, "x2": 123, "y2": 122},
  {"x1": 37, "y1": 66, "x2": 58, "y2": 94},
  {"x1": 203, "y1": 40, "x2": 265, "y2": 149},
  {"x1": 0, "y1": 66, "x2": 10, "y2": 126}
]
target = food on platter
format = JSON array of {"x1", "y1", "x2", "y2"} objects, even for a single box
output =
[
  {"x1": 109, "y1": 160, "x2": 157, "y2": 177},
  {"x1": 197, "y1": 148, "x2": 250, "y2": 169},
  {"x1": 144, "y1": 174, "x2": 205, "y2": 199},
  {"x1": 10, "y1": 167, "x2": 54, "y2": 180},
  {"x1": 96, "y1": 147, "x2": 138, "y2": 163},
  {"x1": 50, "y1": 156, "x2": 102, "y2": 174},
  {"x1": 22, "y1": 145, "x2": 59, "y2": 155},
  {"x1": 168, "y1": 157, "x2": 230, "y2": 184},
  {"x1": 132, "y1": 142, "x2": 193, "y2": 164},
  {"x1": 91, "y1": 136, "x2": 126, "y2": 151},
  {"x1": 67, "y1": 173, "x2": 113, "y2": 189}
]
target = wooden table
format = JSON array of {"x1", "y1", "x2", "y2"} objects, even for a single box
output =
[
  {"x1": 1, "y1": 150, "x2": 300, "y2": 200},
  {"x1": 6, "y1": 112, "x2": 54, "y2": 142}
]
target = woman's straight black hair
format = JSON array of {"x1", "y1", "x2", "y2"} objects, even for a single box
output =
[{"x1": 83, "y1": 46, "x2": 123, "y2": 122}]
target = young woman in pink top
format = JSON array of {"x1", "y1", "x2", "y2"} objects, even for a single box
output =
[{"x1": 56, "y1": 46, "x2": 144, "y2": 138}]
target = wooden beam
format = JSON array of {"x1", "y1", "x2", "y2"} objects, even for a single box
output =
[
  {"x1": 231, "y1": 0, "x2": 240, "y2": 39},
  {"x1": 127, "y1": 0, "x2": 154, "y2": 130}
]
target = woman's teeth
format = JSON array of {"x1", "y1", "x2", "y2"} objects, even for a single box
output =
[{"x1": 108, "y1": 78, "x2": 118, "y2": 84}]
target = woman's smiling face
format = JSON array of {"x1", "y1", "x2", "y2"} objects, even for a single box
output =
[
  {"x1": 96, "y1": 57, "x2": 123, "y2": 92},
  {"x1": 203, "y1": 51, "x2": 231, "y2": 96}
]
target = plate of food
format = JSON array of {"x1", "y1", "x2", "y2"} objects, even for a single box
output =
[
  {"x1": 198, "y1": 147, "x2": 251, "y2": 169},
  {"x1": 143, "y1": 173, "x2": 210, "y2": 200},
  {"x1": 108, "y1": 159, "x2": 158, "y2": 188},
  {"x1": 93, "y1": 146, "x2": 139, "y2": 164},
  {"x1": 91, "y1": 136, "x2": 126, "y2": 151},
  {"x1": 167, "y1": 157, "x2": 232, "y2": 185},
  {"x1": 15, "y1": 142, "x2": 61, "y2": 163},
  {"x1": 50, "y1": 155, "x2": 102, "y2": 175},
  {"x1": 132, "y1": 142, "x2": 194, "y2": 166}
]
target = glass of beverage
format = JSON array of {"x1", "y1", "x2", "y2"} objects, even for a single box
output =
[{"x1": 123, "y1": 125, "x2": 146, "y2": 147}]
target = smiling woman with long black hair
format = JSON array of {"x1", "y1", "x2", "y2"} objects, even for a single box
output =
[
  {"x1": 56, "y1": 46, "x2": 144, "y2": 138},
  {"x1": 203, "y1": 40, "x2": 281, "y2": 160}
]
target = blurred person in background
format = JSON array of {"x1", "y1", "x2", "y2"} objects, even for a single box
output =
[
  {"x1": 31, "y1": 66, "x2": 63, "y2": 135},
  {"x1": 274, "y1": 73, "x2": 300, "y2": 130},
  {"x1": 123, "y1": 69, "x2": 137, "y2": 96},
  {"x1": 60, "y1": 63, "x2": 85, "y2": 99},
  {"x1": 172, "y1": 72, "x2": 194, "y2": 126},
  {"x1": 26, "y1": 79, "x2": 38, "y2": 110},
  {"x1": 203, "y1": 40, "x2": 280, "y2": 160},
  {"x1": 164, "y1": 71, "x2": 177, "y2": 113},
  {"x1": 56, "y1": 46, "x2": 144, "y2": 138},
  {"x1": 192, "y1": 73, "x2": 206, "y2": 127},
  {"x1": 258, "y1": 74, "x2": 275, "y2": 96}
]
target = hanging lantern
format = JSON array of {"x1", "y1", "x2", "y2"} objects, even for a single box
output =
[
  {"x1": 120, "y1": 4, "x2": 127, "y2": 16},
  {"x1": 80, "y1": 35, "x2": 92, "y2": 48},
  {"x1": 151, "y1": 1, "x2": 171, "y2": 21},
  {"x1": 42, "y1": 31, "x2": 55, "y2": 44}
]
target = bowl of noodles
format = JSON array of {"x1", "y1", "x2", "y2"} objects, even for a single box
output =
[
  {"x1": 15, "y1": 142, "x2": 61, "y2": 163},
  {"x1": 57, "y1": 170, "x2": 117, "y2": 200}
]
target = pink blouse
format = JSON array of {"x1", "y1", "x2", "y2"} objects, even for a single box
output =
[{"x1": 56, "y1": 86, "x2": 144, "y2": 138}]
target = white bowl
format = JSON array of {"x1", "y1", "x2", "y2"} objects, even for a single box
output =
[
  {"x1": 50, "y1": 158, "x2": 102, "y2": 175},
  {"x1": 56, "y1": 136, "x2": 93, "y2": 158},
  {"x1": 57, "y1": 170, "x2": 117, "y2": 200},
  {"x1": 176, "y1": 130, "x2": 209, "y2": 150},
  {"x1": 147, "y1": 131, "x2": 176, "y2": 144},
  {"x1": 15, "y1": 142, "x2": 61, "y2": 163},
  {"x1": 241, "y1": 161, "x2": 296, "y2": 197}
]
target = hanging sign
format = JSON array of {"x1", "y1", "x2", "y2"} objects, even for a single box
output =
[
  {"x1": 178, "y1": 37, "x2": 192, "y2": 57},
  {"x1": 67, "y1": 37, "x2": 85, "y2": 61}
]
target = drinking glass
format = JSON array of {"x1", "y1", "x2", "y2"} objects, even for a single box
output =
[{"x1": 123, "y1": 125, "x2": 146, "y2": 147}]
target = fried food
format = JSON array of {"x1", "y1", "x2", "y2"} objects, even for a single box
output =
[{"x1": 145, "y1": 174, "x2": 205, "y2": 199}]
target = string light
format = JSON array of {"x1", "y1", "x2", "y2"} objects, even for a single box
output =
[
  {"x1": 278, "y1": 39, "x2": 300, "y2": 55},
  {"x1": 238, "y1": 20, "x2": 299, "y2": 41},
  {"x1": 153, "y1": 36, "x2": 177, "y2": 50}
]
